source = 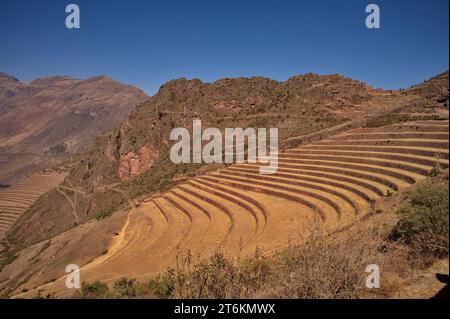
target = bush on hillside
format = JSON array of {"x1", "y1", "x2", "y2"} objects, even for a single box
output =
[
  {"x1": 48, "y1": 143, "x2": 67, "y2": 155},
  {"x1": 77, "y1": 281, "x2": 109, "y2": 299},
  {"x1": 112, "y1": 277, "x2": 139, "y2": 298},
  {"x1": 390, "y1": 179, "x2": 449, "y2": 264}
]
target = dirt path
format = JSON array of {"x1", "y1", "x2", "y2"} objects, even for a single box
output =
[{"x1": 55, "y1": 187, "x2": 80, "y2": 224}]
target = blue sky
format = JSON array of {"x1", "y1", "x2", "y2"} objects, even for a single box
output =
[{"x1": 0, "y1": 0, "x2": 448, "y2": 95}]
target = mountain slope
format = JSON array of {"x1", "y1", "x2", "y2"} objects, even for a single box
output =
[
  {"x1": 5, "y1": 72, "x2": 448, "y2": 251},
  {"x1": 4, "y1": 117, "x2": 449, "y2": 297},
  {"x1": 0, "y1": 73, "x2": 149, "y2": 184},
  {"x1": 407, "y1": 71, "x2": 449, "y2": 106},
  {"x1": 0, "y1": 71, "x2": 448, "y2": 297}
]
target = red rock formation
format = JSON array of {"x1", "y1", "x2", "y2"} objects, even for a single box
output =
[{"x1": 118, "y1": 145, "x2": 157, "y2": 180}]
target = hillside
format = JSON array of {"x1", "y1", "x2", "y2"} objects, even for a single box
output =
[
  {"x1": 5, "y1": 72, "x2": 449, "y2": 249},
  {"x1": 407, "y1": 71, "x2": 449, "y2": 107},
  {"x1": 3, "y1": 118, "x2": 448, "y2": 297},
  {"x1": 0, "y1": 71, "x2": 448, "y2": 297},
  {"x1": 0, "y1": 73, "x2": 149, "y2": 184}
]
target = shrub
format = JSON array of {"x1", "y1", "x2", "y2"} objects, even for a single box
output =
[
  {"x1": 146, "y1": 270, "x2": 177, "y2": 299},
  {"x1": 429, "y1": 163, "x2": 443, "y2": 177},
  {"x1": 112, "y1": 277, "x2": 138, "y2": 298},
  {"x1": 390, "y1": 180, "x2": 449, "y2": 263},
  {"x1": 269, "y1": 227, "x2": 388, "y2": 299},
  {"x1": 143, "y1": 248, "x2": 271, "y2": 299},
  {"x1": 74, "y1": 222, "x2": 412, "y2": 299},
  {"x1": 78, "y1": 281, "x2": 109, "y2": 298},
  {"x1": 49, "y1": 143, "x2": 67, "y2": 154}
]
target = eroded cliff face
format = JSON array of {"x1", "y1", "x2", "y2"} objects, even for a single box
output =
[{"x1": 118, "y1": 144, "x2": 158, "y2": 180}]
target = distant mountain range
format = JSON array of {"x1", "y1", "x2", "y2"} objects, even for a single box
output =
[{"x1": 0, "y1": 73, "x2": 149, "y2": 184}]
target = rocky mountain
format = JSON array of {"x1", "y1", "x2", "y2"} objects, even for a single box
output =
[
  {"x1": 0, "y1": 73, "x2": 149, "y2": 184},
  {"x1": 5, "y1": 72, "x2": 448, "y2": 250},
  {"x1": 0, "y1": 70, "x2": 448, "y2": 298}
]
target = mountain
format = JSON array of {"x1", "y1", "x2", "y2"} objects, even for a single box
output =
[
  {"x1": 0, "y1": 71, "x2": 448, "y2": 297},
  {"x1": 0, "y1": 73, "x2": 149, "y2": 184},
  {"x1": 4, "y1": 72, "x2": 448, "y2": 250}
]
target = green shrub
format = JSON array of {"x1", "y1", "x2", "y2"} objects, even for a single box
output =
[
  {"x1": 146, "y1": 270, "x2": 177, "y2": 299},
  {"x1": 429, "y1": 164, "x2": 443, "y2": 177},
  {"x1": 48, "y1": 143, "x2": 67, "y2": 154},
  {"x1": 391, "y1": 180, "x2": 449, "y2": 261},
  {"x1": 112, "y1": 277, "x2": 138, "y2": 298},
  {"x1": 79, "y1": 281, "x2": 109, "y2": 298}
]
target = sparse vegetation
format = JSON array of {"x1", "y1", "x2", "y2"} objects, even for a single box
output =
[
  {"x1": 48, "y1": 143, "x2": 67, "y2": 155},
  {"x1": 364, "y1": 114, "x2": 443, "y2": 128},
  {"x1": 95, "y1": 201, "x2": 123, "y2": 220},
  {"x1": 77, "y1": 281, "x2": 109, "y2": 298},
  {"x1": 390, "y1": 177, "x2": 449, "y2": 265},
  {"x1": 0, "y1": 250, "x2": 17, "y2": 272},
  {"x1": 71, "y1": 226, "x2": 409, "y2": 299}
]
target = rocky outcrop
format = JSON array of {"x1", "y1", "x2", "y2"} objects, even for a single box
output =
[{"x1": 118, "y1": 144, "x2": 157, "y2": 180}]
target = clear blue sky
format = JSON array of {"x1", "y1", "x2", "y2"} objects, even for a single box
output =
[{"x1": 0, "y1": 0, "x2": 448, "y2": 95}]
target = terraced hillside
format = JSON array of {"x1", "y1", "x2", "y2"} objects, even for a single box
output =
[
  {"x1": 13, "y1": 119, "x2": 448, "y2": 297},
  {"x1": 9, "y1": 72, "x2": 448, "y2": 251},
  {"x1": 0, "y1": 172, "x2": 65, "y2": 240}
]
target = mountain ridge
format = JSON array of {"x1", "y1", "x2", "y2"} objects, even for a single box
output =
[{"x1": 0, "y1": 73, "x2": 149, "y2": 184}]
